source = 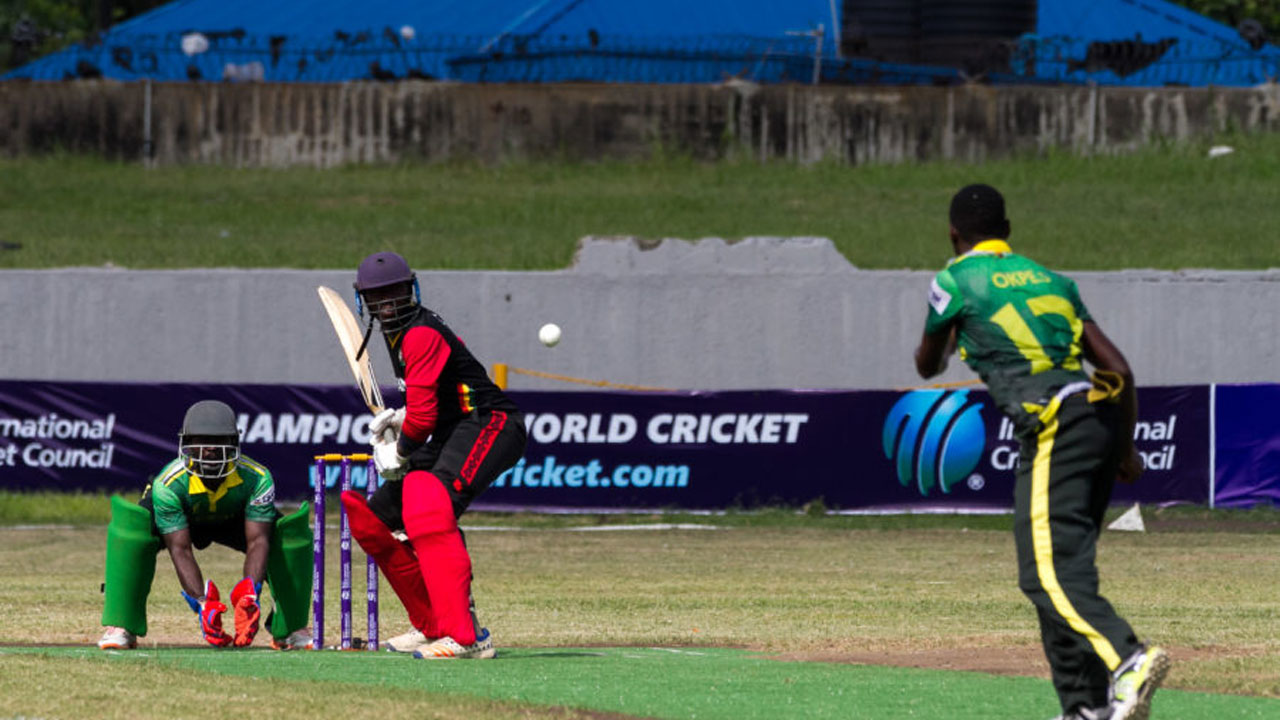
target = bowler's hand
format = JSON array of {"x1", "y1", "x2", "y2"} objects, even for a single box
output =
[{"x1": 1117, "y1": 446, "x2": 1143, "y2": 485}]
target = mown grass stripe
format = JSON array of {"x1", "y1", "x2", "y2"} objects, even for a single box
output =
[{"x1": 4, "y1": 646, "x2": 1277, "y2": 720}]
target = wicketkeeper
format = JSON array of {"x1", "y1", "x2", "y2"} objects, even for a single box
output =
[
  {"x1": 341, "y1": 251, "x2": 527, "y2": 659},
  {"x1": 97, "y1": 399, "x2": 313, "y2": 650}
]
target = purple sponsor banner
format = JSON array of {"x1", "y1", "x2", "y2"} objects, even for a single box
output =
[
  {"x1": 0, "y1": 380, "x2": 1212, "y2": 509},
  {"x1": 491, "y1": 385, "x2": 1209, "y2": 510},
  {"x1": 495, "y1": 389, "x2": 970, "y2": 510},
  {"x1": 0, "y1": 380, "x2": 378, "y2": 498},
  {"x1": 1213, "y1": 384, "x2": 1280, "y2": 508},
  {"x1": 1112, "y1": 385, "x2": 1210, "y2": 506}
]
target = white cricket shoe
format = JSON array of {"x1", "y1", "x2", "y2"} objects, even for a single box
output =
[
  {"x1": 412, "y1": 628, "x2": 495, "y2": 659},
  {"x1": 1111, "y1": 645, "x2": 1171, "y2": 720},
  {"x1": 97, "y1": 626, "x2": 137, "y2": 650},
  {"x1": 386, "y1": 628, "x2": 431, "y2": 653},
  {"x1": 270, "y1": 627, "x2": 314, "y2": 651}
]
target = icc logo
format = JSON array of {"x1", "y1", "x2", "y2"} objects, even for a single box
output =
[{"x1": 881, "y1": 389, "x2": 986, "y2": 496}]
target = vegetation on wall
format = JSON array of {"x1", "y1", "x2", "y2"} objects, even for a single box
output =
[
  {"x1": 1172, "y1": 1, "x2": 1280, "y2": 40},
  {"x1": 1, "y1": 0, "x2": 164, "y2": 71}
]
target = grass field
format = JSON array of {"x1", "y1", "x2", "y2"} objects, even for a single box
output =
[
  {"x1": 3, "y1": 134, "x2": 1280, "y2": 718},
  {"x1": 4, "y1": 134, "x2": 1280, "y2": 272},
  {"x1": 2, "y1": 497, "x2": 1278, "y2": 719}
]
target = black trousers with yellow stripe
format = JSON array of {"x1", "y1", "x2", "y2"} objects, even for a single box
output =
[{"x1": 1013, "y1": 394, "x2": 1140, "y2": 712}]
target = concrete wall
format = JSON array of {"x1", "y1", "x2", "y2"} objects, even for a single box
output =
[
  {"x1": 4, "y1": 81, "x2": 1280, "y2": 166},
  {"x1": 2, "y1": 237, "x2": 1278, "y2": 391}
]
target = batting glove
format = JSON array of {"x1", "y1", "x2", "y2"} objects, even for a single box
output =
[
  {"x1": 369, "y1": 407, "x2": 405, "y2": 443},
  {"x1": 372, "y1": 436, "x2": 408, "y2": 481},
  {"x1": 230, "y1": 577, "x2": 262, "y2": 647},
  {"x1": 182, "y1": 580, "x2": 232, "y2": 647}
]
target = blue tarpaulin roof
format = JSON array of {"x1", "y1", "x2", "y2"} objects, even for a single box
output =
[
  {"x1": 4, "y1": 0, "x2": 860, "y2": 83},
  {"x1": 8, "y1": 0, "x2": 1278, "y2": 86},
  {"x1": 102, "y1": 0, "x2": 836, "y2": 42}
]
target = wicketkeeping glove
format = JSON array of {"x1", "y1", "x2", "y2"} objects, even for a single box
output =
[
  {"x1": 230, "y1": 577, "x2": 262, "y2": 647},
  {"x1": 182, "y1": 580, "x2": 232, "y2": 647}
]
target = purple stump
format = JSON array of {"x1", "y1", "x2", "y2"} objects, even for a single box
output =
[
  {"x1": 365, "y1": 455, "x2": 379, "y2": 650},
  {"x1": 311, "y1": 455, "x2": 327, "y2": 650},
  {"x1": 339, "y1": 456, "x2": 353, "y2": 651}
]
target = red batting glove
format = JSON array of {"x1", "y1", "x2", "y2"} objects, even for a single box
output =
[{"x1": 230, "y1": 577, "x2": 262, "y2": 648}]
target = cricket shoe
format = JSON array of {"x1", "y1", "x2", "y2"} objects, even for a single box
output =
[
  {"x1": 97, "y1": 626, "x2": 137, "y2": 650},
  {"x1": 270, "y1": 628, "x2": 314, "y2": 651},
  {"x1": 386, "y1": 628, "x2": 432, "y2": 653},
  {"x1": 412, "y1": 628, "x2": 495, "y2": 659},
  {"x1": 1110, "y1": 645, "x2": 1171, "y2": 720},
  {"x1": 1050, "y1": 706, "x2": 1113, "y2": 720}
]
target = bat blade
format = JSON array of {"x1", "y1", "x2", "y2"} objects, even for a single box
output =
[{"x1": 317, "y1": 285, "x2": 385, "y2": 414}]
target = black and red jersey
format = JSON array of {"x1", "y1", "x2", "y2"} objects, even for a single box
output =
[{"x1": 384, "y1": 306, "x2": 519, "y2": 454}]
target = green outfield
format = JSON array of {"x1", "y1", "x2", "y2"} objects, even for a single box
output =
[
  {"x1": 3, "y1": 135, "x2": 1280, "y2": 719},
  {"x1": 3, "y1": 134, "x2": 1280, "y2": 271},
  {"x1": 4, "y1": 645, "x2": 1278, "y2": 720},
  {"x1": 2, "y1": 504, "x2": 1277, "y2": 719}
]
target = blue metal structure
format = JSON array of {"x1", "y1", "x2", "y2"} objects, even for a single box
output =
[
  {"x1": 5, "y1": 0, "x2": 1277, "y2": 86},
  {"x1": 4, "y1": 0, "x2": 861, "y2": 83}
]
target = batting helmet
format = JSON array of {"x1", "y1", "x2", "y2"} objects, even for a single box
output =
[{"x1": 354, "y1": 251, "x2": 420, "y2": 332}]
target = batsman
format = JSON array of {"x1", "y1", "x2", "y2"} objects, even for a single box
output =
[
  {"x1": 341, "y1": 251, "x2": 526, "y2": 659},
  {"x1": 97, "y1": 400, "x2": 313, "y2": 650},
  {"x1": 914, "y1": 185, "x2": 1170, "y2": 720}
]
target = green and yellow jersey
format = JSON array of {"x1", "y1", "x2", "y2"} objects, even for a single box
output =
[
  {"x1": 925, "y1": 239, "x2": 1092, "y2": 433},
  {"x1": 142, "y1": 455, "x2": 277, "y2": 535}
]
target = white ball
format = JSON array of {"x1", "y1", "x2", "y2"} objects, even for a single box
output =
[
  {"x1": 538, "y1": 323, "x2": 562, "y2": 347},
  {"x1": 400, "y1": 25, "x2": 416, "y2": 41}
]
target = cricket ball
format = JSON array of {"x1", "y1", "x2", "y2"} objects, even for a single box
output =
[{"x1": 538, "y1": 323, "x2": 562, "y2": 347}]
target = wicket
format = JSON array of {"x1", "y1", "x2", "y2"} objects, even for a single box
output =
[{"x1": 312, "y1": 453, "x2": 379, "y2": 650}]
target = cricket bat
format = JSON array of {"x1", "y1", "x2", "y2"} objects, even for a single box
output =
[{"x1": 317, "y1": 285, "x2": 385, "y2": 414}]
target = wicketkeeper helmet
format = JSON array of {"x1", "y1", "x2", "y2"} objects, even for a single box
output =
[{"x1": 179, "y1": 400, "x2": 241, "y2": 479}]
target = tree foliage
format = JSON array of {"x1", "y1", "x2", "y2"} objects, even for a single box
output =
[
  {"x1": 1171, "y1": 1, "x2": 1280, "y2": 40},
  {"x1": 1, "y1": 0, "x2": 166, "y2": 71}
]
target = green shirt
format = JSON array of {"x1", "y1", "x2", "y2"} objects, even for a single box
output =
[
  {"x1": 145, "y1": 454, "x2": 277, "y2": 535},
  {"x1": 924, "y1": 239, "x2": 1092, "y2": 432}
]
